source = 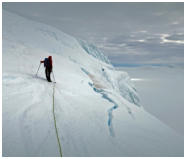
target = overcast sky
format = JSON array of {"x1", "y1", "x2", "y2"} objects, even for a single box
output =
[{"x1": 3, "y1": 2, "x2": 184, "y2": 66}]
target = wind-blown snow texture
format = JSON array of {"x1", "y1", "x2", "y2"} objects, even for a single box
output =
[{"x1": 2, "y1": 10, "x2": 183, "y2": 157}]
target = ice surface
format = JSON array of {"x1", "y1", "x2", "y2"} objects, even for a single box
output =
[{"x1": 78, "y1": 40, "x2": 111, "y2": 64}]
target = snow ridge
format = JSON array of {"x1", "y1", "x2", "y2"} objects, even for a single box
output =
[{"x1": 78, "y1": 39, "x2": 111, "y2": 64}]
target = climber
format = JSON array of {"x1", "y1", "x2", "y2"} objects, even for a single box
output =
[{"x1": 40, "y1": 56, "x2": 53, "y2": 82}]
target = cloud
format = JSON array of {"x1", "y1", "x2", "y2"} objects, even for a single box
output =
[
  {"x1": 3, "y1": 2, "x2": 184, "y2": 66},
  {"x1": 100, "y1": 31, "x2": 183, "y2": 66},
  {"x1": 160, "y1": 34, "x2": 184, "y2": 44},
  {"x1": 166, "y1": 33, "x2": 183, "y2": 41}
]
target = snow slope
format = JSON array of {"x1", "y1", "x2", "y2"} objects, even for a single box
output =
[{"x1": 2, "y1": 10, "x2": 183, "y2": 157}]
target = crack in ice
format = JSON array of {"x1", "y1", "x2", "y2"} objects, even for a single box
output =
[{"x1": 88, "y1": 82, "x2": 118, "y2": 137}]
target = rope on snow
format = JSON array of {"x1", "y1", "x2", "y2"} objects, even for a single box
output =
[{"x1": 52, "y1": 83, "x2": 63, "y2": 157}]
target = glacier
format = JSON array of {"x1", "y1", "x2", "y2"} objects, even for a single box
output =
[{"x1": 2, "y1": 10, "x2": 183, "y2": 157}]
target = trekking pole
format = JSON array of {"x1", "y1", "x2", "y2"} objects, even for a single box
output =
[
  {"x1": 52, "y1": 70, "x2": 56, "y2": 83},
  {"x1": 36, "y1": 62, "x2": 41, "y2": 77}
]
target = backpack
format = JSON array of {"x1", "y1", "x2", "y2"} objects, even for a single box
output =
[{"x1": 44, "y1": 58, "x2": 50, "y2": 68}]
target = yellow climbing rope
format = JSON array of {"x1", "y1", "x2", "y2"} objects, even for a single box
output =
[{"x1": 52, "y1": 83, "x2": 63, "y2": 157}]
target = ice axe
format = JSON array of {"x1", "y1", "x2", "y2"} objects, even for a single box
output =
[{"x1": 36, "y1": 62, "x2": 41, "y2": 77}]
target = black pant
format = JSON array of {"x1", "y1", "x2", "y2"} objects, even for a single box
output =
[{"x1": 45, "y1": 68, "x2": 52, "y2": 82}]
